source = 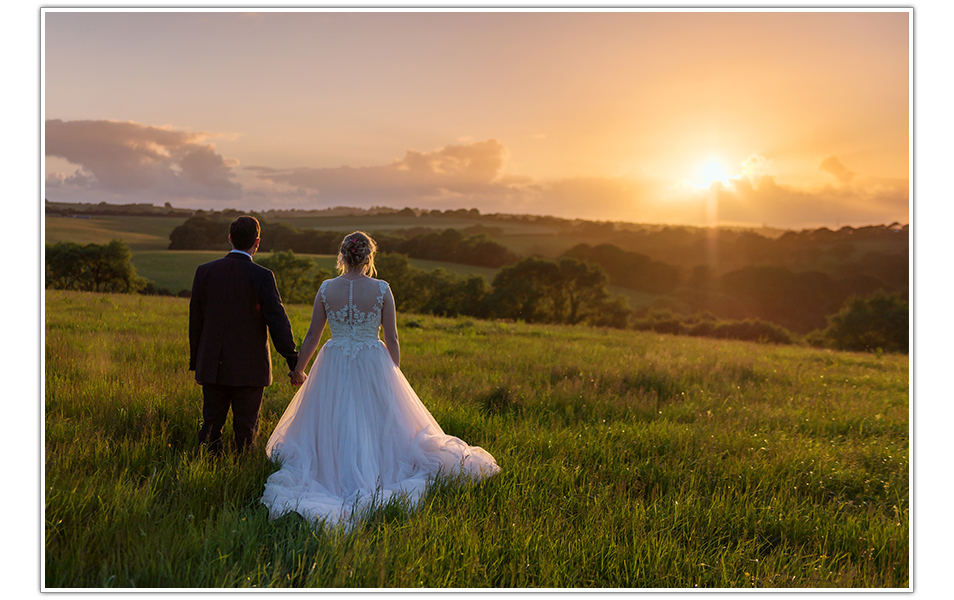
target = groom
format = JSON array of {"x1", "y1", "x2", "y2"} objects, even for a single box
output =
[{"x1": 189, "y1": 215, "x2": 303, "y2": 454}]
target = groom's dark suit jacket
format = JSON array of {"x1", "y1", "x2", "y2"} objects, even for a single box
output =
[{"x1": 189, "y1": 252, "x2": 298, "y2": 387}]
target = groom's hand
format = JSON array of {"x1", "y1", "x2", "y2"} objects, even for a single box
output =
[{"x1": 289, "y1": 371, "x2": 307, "y2": 386}]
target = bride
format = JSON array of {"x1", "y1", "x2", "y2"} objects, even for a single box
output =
[{"x1": 261, "y1": 231, "x2": 500, "y2": 527}]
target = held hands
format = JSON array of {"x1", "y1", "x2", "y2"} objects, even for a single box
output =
[{"x1": 289, "y1": 370, "x2": 307, "y2": 386}]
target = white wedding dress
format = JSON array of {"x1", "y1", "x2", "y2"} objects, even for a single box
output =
[{"x1": 261, "y1": 276, "x2": 500, "y2": 527}]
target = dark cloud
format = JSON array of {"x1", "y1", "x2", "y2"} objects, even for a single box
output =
[{"x1": 45, "y1": 119, "x2": 241, "y2": 200}]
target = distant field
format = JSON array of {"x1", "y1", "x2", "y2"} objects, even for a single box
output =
[
  {"x1": 45, "y1": 215, "x2": 187, "y2": 250},
  {"x1": 270, "y1": 214, "x2": 561, "y2": 237},
  {"x1": 129, "y1": 251, "x2": 227, "y2": 292}
]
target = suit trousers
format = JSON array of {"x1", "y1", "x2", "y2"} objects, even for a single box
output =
[{"x1": 198, "y1": 383, "x2": 265, "y2": 453}]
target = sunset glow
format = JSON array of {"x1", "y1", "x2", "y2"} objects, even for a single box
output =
[
  {"x1": 43, "y1": 9, "x2": 911, "y2": 229},
  {"x1": 685, "y1": 158, "x2": 736, "y2": 191}
]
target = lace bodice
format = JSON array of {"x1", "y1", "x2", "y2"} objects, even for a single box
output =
[{"x1": 319, "y1": 277, "x2": 388, "y2": 357}]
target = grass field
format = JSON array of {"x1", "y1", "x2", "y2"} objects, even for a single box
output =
[
  {"x1": 44, "y1": 290, "x2": 909, "y2": 588},
  {"x1": 45, "y1": 215, "x2": 188, "y2": 250}
]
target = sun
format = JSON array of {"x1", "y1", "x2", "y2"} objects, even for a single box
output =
[
  {"x1": 700, "y1": 159, "x2": 729, "y2": 186},
  {"x1": 684, "y1": 157, "x2": 733, "y2": 190}
]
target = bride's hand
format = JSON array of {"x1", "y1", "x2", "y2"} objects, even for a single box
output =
[{"x1": 289, "y1": 370, "x2": 307, "y2": 386}]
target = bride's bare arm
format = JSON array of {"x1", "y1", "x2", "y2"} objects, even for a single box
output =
[
  {"x1": 381, "y1": 286, "x2": 400, "y2": 367},
  {"x1": 292, "y1": 291, "x2": 327, "y2": 381}
]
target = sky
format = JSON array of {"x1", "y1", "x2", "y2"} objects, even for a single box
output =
[{"x1": 43, "y1": 9, "x2": 910, "y2": 229}]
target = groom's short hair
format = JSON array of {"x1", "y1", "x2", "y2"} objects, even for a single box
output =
[{"x1": 230, "y1": 216, "x2": 260, "y2": 251}]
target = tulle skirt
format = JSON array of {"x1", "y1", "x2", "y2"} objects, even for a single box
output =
[{"x1": 261, "y1": 340, "x2": 500, "y2": 527}]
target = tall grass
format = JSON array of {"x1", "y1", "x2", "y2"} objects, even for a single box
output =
[{"x1": 44, "y1": 290, "x2": 908, "y2": 588}]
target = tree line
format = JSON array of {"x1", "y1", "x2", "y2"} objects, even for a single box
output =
[
  {"x1": 45, "y1": 199, "x2": 193, "y2": 218},
  {"x1": 168, "y1": 214, "x2": 518, "y2": 268},
  {"x1": 258, "y1": 248, "x2": 906, "y2": 353},
  {"x1": 568, "y1": 221, "x2": 909, "y2": 277},
  {"x1": 257, "y1": 250, "x2": 629, "y2": 328},
  {"x1": 562, "y1": 243, "x2": 680, "y2": 294},
  {"x1": 46, "y1": 235, "x2": 908, "y2": 354}
]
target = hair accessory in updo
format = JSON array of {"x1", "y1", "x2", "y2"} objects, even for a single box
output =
[{"x1": 336, "y1": 231, "x2": 377, "y2": 277}]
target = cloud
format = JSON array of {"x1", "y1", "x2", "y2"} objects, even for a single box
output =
[
  {"x1": 251, "y1": 139, "x2": 519, "y2": 203},
  {"x1": 44, "y1": 124, "x2": 907, "y2": 228},
  {"x1": 713, "y1": 173, "x2": 908, "y2": 228},
  {"x1": 249, "y1": 139, "x2": 666, "y2": 219},
  {"x1": 740, "y1": 154, "x2": 772, "y2": 179},
  {"x1": 45, "y1": 119, "x2": 241, "y2": 200},
  {"x1": 250, "y1": 139, "x2": 909, "y2": 227},
  {"x1": 535, "y1": 176, "x2": 661, "y2": 221},
  {"x1": 819, "y1": 155, "x2": 856, "y2": 184}
]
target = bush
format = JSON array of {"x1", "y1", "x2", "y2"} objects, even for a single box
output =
[
  {"x1": 632, "y1": 309, "x2": 795, "y2": 345},
  {"x1": 814, "y1": 290, "x2": 908, "y2": 353},
  {"x1": 705, "y1": 319, "x2": 795, "y2": 344},
  {"x1": 139, "y1": 282, "x2": 174, "y2": 296}
]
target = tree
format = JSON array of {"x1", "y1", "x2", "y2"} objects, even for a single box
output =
[
  {"x1": 374, "y1": 253, "x2": 419, "y2": 313},
  {"x1": 45, "y1": 241, "x2": 86, "y2": 290},
  {"x1": 489, "y1": 256, "x2": 629, "y2": 326},
  {"x1": 817, "y1": 290, "x2": 908, "y2": 353},
  {"x1": 489, "y1": 257, "x2": 561, "y2": 323},
  {"x1": 45, "y1": 240, "x2": 146, "y2": 293},
  {"x1": 168, "y1": 213, "x2": 266, "y2": 250},
  {"x1": 552, "y1": 258, "x2": 611, "y2": 325},
  {"x1": 168, "y1": 215, "x2": 231, "y2": 250},
  {"x1": 257, "y1": 250, "x2": 327, "y2": 305}
]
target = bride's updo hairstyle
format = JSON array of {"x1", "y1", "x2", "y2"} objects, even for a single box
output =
[{"x1": 336, "y1": 231, "x2": 378, "y2": 277}]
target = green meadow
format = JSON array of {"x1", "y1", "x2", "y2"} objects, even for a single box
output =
[{"x1": 45, "y1": 290, "x2": 908, "y2": 588}]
